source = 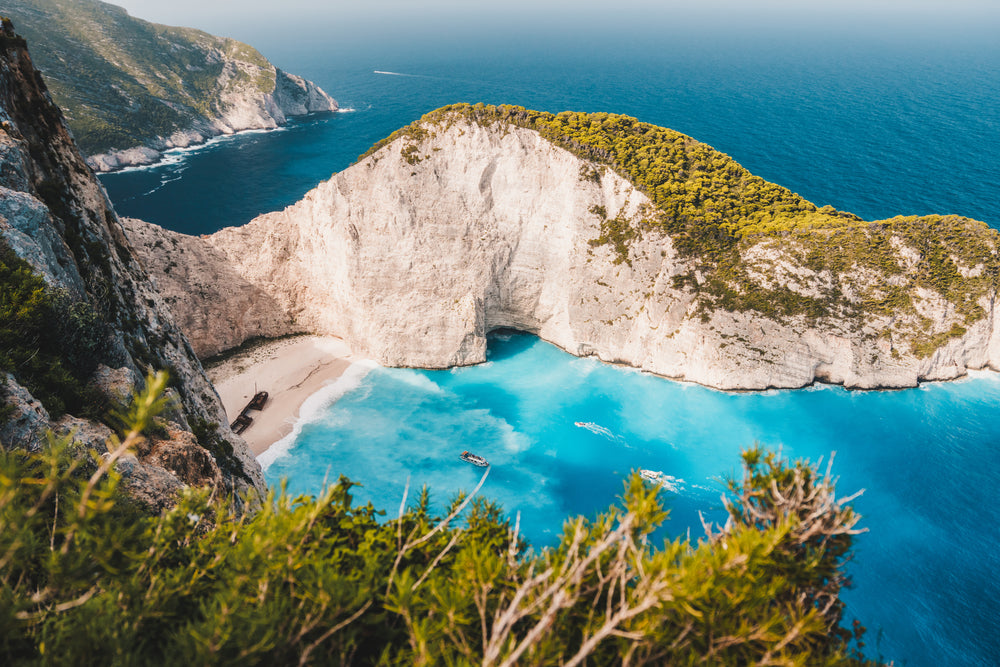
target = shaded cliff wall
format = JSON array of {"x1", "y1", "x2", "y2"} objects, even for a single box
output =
[{"x1": 0, "y1": 19, "x2": 264, "y2": 507}]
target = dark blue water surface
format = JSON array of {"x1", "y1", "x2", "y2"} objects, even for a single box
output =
[
  {"x1": 98, "y1": 13, "x2": 1000, "y2": 666},
  {"x1": 100, "y1": 20, "x2": 1000, "y2": 233}
]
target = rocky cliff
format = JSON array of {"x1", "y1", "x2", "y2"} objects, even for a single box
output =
[
  {"x1": 0, "y1": 19, "x2": 264, "y2": 508},
  {"x1": 126, "y1": 104, "x2": 1000, "y2": 390},
  {"x1": 4, "y1": 0, "x2": 337, "y2": 172}
]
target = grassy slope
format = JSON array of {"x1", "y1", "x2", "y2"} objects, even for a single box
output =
[
  {"x1": 363, "y1": 103, "x2": 1000, "y2": 356},
  {"x1": 4, "y1": 0, "x2": 277, "y2": 154}
]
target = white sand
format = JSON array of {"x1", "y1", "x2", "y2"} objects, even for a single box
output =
[{"x1": 206, "y1": 335, "x2": 363, "y2": 457}]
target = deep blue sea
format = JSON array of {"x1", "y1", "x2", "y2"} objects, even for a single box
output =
[
  {"x1": 100, "y1": 20, "x2": 1000, "y2": 233},
  {"x1": 98, "y1": 14, "x2": 1000, "y2": 666}
]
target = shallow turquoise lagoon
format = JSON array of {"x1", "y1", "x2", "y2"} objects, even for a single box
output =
[{"x1": 264, "y1": 332, "x2": 1000, "y2": 667}]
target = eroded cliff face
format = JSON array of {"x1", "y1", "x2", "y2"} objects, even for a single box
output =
[
  {"x1": 0, "y1": 20, "x2": 264, "y2": 507},
  {"x1": 126, "y1": 110, "x2": 1000, "y2": 390},
  {"x1": 121, "y1": 217, "x2": 296, "y2": 354}
]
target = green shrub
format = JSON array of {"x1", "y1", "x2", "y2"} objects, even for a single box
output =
[{"x1": 0, "y1": 241, "x2": 111, "y2": 421}]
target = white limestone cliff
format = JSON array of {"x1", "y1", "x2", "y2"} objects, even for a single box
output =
[{"x1": 125, "y1": 114, "x2": 1000, "y2": 390}]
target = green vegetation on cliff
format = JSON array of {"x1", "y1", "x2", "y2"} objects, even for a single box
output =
[
  {"x1": 364, "y1": 104, "x2": 1000, "y2": 356},
  {"x1": 0, "y1": 240, "x2": 111, "y2": 420},
  {"x1": 0, "y1": 377, "x2": 879, "y2": 664},
  {"x1": 4, "y1": 0, "x2": 279, "y2": 154}
]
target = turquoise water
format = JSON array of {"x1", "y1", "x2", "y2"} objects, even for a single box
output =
[
  {"x1": 93, "y1": 13, "x2": 1000, "y2": 665},
  {"x1": 264, "y1": 333, "x2": 1000, "y2": 667}
]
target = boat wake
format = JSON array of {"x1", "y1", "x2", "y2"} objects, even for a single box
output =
[
  {"x1": 374, "y1": 70, "x2": 422, "y2": 77},
  {"x1": 373, "y1": 70, "x2": 480, "y2": 86},
  {"x1": 573, "y1": 421, "x2": 630, "y2": 447},
  {"x1": 133, "y1": 168, "x2": 186, "y2": 198},
  {"x1": 639, "y1": 469, "x2": 685, "y2": 493}
]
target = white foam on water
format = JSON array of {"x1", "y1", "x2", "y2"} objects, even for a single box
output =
[
  {"x1": 105, "y1": 126, "x2": 288, "y2": 175},
  {"x1": 392, "y1": 369, "x2": 445, "y2": 394},
  {"x1": 257, "y1": 360, "x2": 379, "y2": 470},
  {"x1": 495, "y1": 419, "x2": 531, "y2": 453},
  {"x1": 573, "y1": 421, "x2": 630, "y2": 447},
  {"x1": 946, "y1": 368, "x2": 1000, "y2": 384},
  {"x1": 135, "y1": 169, "x2": 186, "y2": 198},
  {"x1": 451, "y1": 361, "x2": 493, "y2": 374},
  {"x1": 801, "y1": 382, "x2": 836, "y2": 392},
  {"x1": 570, "y1": 356, "x2": 600, "y2": 377},
  {"x1": 639, "y1": 470, "x2": 686, "y2": 493},
  {"x1": 575, "y1": 421, "x2": 612, "y2": 438}
]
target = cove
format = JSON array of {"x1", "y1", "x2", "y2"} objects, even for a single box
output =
[{"x1": 263, "y1": 331, "x2": 1000, "y2": 667}]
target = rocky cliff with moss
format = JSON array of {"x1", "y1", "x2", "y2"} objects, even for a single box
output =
[
  {"x1": 3, "y1": 0, "x2": 337, "y2": 171},
  {"x1": 0, "y1": 18, "x2": 264, "y2": 506},
  {"x1": 126, "y1": 103, "x2": 1000, "y2": 390}
]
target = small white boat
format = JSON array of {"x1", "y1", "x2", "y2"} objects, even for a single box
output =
[{"x1": 459, "y1": 450, "x2": 489, "y2": 467}]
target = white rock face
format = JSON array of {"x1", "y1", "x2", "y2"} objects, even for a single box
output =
[
  {"x1": 274, "y1": 70, "x2": 340, "y2": 116},
  {"x1": 126, "y1": 116, "x2": 1000, "y2": 390}
]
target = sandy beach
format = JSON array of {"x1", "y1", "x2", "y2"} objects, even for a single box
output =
[{"x1": 206, "y1": 335, "x2": 363, "y2": 457}]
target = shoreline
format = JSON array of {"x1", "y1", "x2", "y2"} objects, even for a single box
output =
[
  {"x1": 205, "y1": 335, "x2": 369, "y2": 459},
  {"x1": 91, "y1": 126, "x2": 287, "y2": 175},
  {"x1": 203, "y1": 332, "x2": 1000, "y2": 465},
  {"x1": 91, "y1": 108, "x2": 355, "y2": 175}
]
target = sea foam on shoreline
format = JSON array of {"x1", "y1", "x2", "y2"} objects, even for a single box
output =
[{"x1": 257, "y1": 359, "x2": 379, "y2": 470}]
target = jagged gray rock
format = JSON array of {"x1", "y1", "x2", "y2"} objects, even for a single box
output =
[
  {"x1": 0, "y1": 375, "x2": 51, "y2": 452},
  {"x1": 122, "y1": 218, "x2": 296, "y2": 357},
  {"x1": 0, "y1": 19, "x2": 264, "y2": 504}
]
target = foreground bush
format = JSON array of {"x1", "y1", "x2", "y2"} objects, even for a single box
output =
[{"x1": 0, "y1": 375, "x2": 879, "y2": 665}]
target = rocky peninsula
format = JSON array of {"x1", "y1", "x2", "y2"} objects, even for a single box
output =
[
  {"x1": 4, "y1": 0, "x2": 337, "y2": 172},
  {"x1": 125, "y1": 104, "x2": 1000, "y2": 391}
]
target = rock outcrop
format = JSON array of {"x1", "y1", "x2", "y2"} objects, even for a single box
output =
[
  {"x1": 4, "y1": 0, "x2": 337, "y2": 172},
  {"x1": 126, "y1": 105, "x2": 1000, "y2": 390},
  {"x1": 121, "y1": 217, "x2": 295, "y2": 354},
  {"x1": 0, "y1": 19, "x2": 264, "y2": 506}
]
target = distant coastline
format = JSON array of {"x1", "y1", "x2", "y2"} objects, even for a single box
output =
[
  {"x1": 90, "y1": 109, "x2": 354, "y2": 174},
  {"x1": 93, "y1": 126, "x2": 287, "y2": 175}
]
